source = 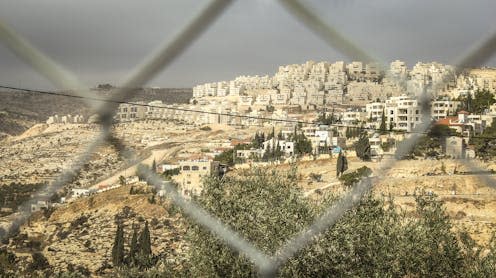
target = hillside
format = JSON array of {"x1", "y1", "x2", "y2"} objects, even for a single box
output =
[
  {"x1": 7, "y1": 184, "x2": 187, "y2": 275},
  {"x1": 0, "y1": 88, "x2": 192, "y2": 139}
]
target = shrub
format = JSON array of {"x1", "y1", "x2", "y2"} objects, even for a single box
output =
[
  {"x1": 309, "y1": 173, "x2": 322, "y2": 182},
  {"x1": 28, "y1": 252, "x2": 50, "y2": 272},
  {"x1": 338, "y1": 166, "x2": 372, "y2": 187},
  {"x1": 70, "y1": 215, "x2": 88, "y2": 229}
]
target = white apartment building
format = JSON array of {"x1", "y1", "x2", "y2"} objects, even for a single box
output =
[
  {"x1": 255, "y1": 95, "x2": 271, "y2": 106},
  {"x1": 217, "y1": 81, "x2": 230, "y2": 96},
  {"x1": 229, "y1": 81, "x2": 245, "y2": 96},
  {"x1": 366, "y1": 102, "x2": 385, "y2": 121},
  {"x1": 365, "y1": 63, "x2": 382, "y2": 80},
  {"x1": 271, "y1": 92, "x2": 290, "y2": 106},
  {"x1": 341, "y1": 110, "x2": 367, "y2": 126},
  {"x1": 116, "y1": 102, "x2": 147, "y2": 121},
  {"x1": 262, "y1": 138, "x2": 295, "y2": 157},
  {"x1": 385, "y1": 95, "x2": 421, "y2": 132},
  {"x1": 431, "y1": 100, "x2": 461, "y2": 120},
  {"x1": 347, "y1": 61, "x2": 363, "y2": 80},
  {"x1": 307, "y1": 91, "x2": 325, "y2": 106},
  {"x1": 174, "y1": 156, "x2": 220, "y2": 197}
]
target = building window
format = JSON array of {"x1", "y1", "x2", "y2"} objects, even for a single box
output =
[
  {"x1": 182, "y1": 166, "x2": 190, "y2": 171},
  {"x1": 192, "y1": 166, "x2": 199, "y2": 171},
  {"x1": 203, "y1": 166, "x2": 207, "y2": 170}
]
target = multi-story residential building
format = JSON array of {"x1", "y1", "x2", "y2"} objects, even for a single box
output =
[
  {"x1": 431, "y1": 100, "x2": 461, "y2": 120},
  {"x1": 365, "y1": 102, "x2": 386, "y2": 121},
  {"x1": 468, "y1": 68, "x2": 496, "y2": 93},
  {"x1": 255, "y1": 95, "x2": 271, "y2": 106},
  {"x1": 217, "y1": 81, "x2": 230, "y2": 96},
  {"x1": 347, "y1": 61, "x2": 363, "y2": 80},
  {"x1": 116, "y1": 102, "x2": 147, "y2": 121},
  {"x1": 385, "y1": 95, "x2": 421, "y2": 132},
  {"x1": 174, "y1": 156, "x2": 220, "y2": 197},
  {"x1": 341, "y1": 109, "x2": 367, "y2": 126},
  {"x1": 365, "y1": 63, "x2": 382, "y2": 81},
  {"x1": 262, "y1": 138, "x2": 295, "y2": 157},
  {"x1": 229, "y1": 81, "x2": 245, "y2": 96},
  {"x1": 307, "y1": 91, "x2": 325, "y2": 106},
  {"x1": 238, "y1": 96, "x2": 254, "y2": 111},
  {"x1": 290, "y1": 90, "x2": 307, "y2": 106},
  {"x1": 271, "y1": 92, "x2": 290, "y2": 106}
]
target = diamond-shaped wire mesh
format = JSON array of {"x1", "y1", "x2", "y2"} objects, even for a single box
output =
[{"x1": 1, "y1": 0, "x2": 496, "y2": 276}]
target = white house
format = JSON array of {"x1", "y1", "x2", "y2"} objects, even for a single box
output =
[{"x1": 72, "y1": 188, "x2": 91, "y2": 198}]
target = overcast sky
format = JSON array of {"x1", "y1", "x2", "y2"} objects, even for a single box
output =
[{"x1": 1, "y1": 0, "x2": 495, "y2": 90}]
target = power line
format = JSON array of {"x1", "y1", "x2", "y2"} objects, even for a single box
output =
[{"x1": 2, "y1": 84, "x2": 496, "y2": 140}]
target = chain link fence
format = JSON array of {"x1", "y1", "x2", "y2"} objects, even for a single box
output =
[{"x1": 1, "y1": 0, "x2": 496, "y2": 276}]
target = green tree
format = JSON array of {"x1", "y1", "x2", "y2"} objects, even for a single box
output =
[
  {"x1": 185, "y1": 167, "x2": 496, "y2": 277},
  {"x1": 138, "y1": 221, "x2": 152, "y2": 268},
  {"x1": 27, "y1": 252, "x2": 50, "y2": 272},
  {"x1": 355, "y1": 133, "x2": 371, "y2": 161},
  {"x1": 469, "y1": 89, "x2": 495, "y2": 114},
  {"x1": 294, "y1": 133, "x2": 313, "y2": 156},
  {"x1": 128, "y1": 226, "x2": 139, "y2": 265},
  {"x1": 187, "y1": 167, "x2": 313, "y2": 277},
  {"x1": 112, "y1": 223, "x2": 125, "y2": 267},
  {"x1": 409, "y1": 124, "x2": 459, "y2": 158},
  {"x1": 473, "y1": 120, "x2": 496, "y2": 159},
  {"x1": 379, "y1": 109, "x2": 387, "y2": 135}
]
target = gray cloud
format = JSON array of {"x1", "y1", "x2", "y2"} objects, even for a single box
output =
[{"x1": 0, "y1": 0, "x2": 495, "y2": 90}]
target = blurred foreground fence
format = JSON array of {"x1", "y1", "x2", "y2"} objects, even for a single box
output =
[{"x1": 1, "y1": 0, "x2": 496, "y2": 276}]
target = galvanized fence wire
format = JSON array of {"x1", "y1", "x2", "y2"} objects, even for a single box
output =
[{"x1": 1, "y1": 0, "x2": 496, "y2": 276}]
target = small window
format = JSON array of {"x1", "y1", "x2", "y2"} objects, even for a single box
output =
[
  {"x1": 203, "y1": 166, "x2": 207, "y2": 170},
  {"x1": 192, "y1": 166, "x2": 199, "y2": 171},
  {"x1": 182, "y1": 166, "x2": 190, "y2": 171}
]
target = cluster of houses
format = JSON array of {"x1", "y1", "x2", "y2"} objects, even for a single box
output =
[
  {"x1": 46, "y1": 114, "x2": 85, "y2": 124},
  {"x1": 191, "y1": 60, "x2": 496, "y2": 109}
]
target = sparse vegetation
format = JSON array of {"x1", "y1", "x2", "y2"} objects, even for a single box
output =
[
  {"x1": 0, "y1": 182, "x2": 44, "y2": 216},
  {"x1": 309, "y1": 173, "x2": 322, "y2": 182},
  {"x1": 338, "y1": 166, "x2": 372, "y2": 187},
  {"x1": 355, "y1": 133, "x2": 371, "y2": 161}
]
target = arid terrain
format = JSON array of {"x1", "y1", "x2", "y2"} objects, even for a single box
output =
[{"x1": 1, "y1": 119, "x2": 496, "y2": 275}]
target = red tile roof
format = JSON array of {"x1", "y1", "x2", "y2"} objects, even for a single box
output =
[
  {"x1": 435, "y1": 116, "x2": 463, "y2": 126},
  {"x1": 230, "y1": 139, "x2": 251, "y2": 146}
]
